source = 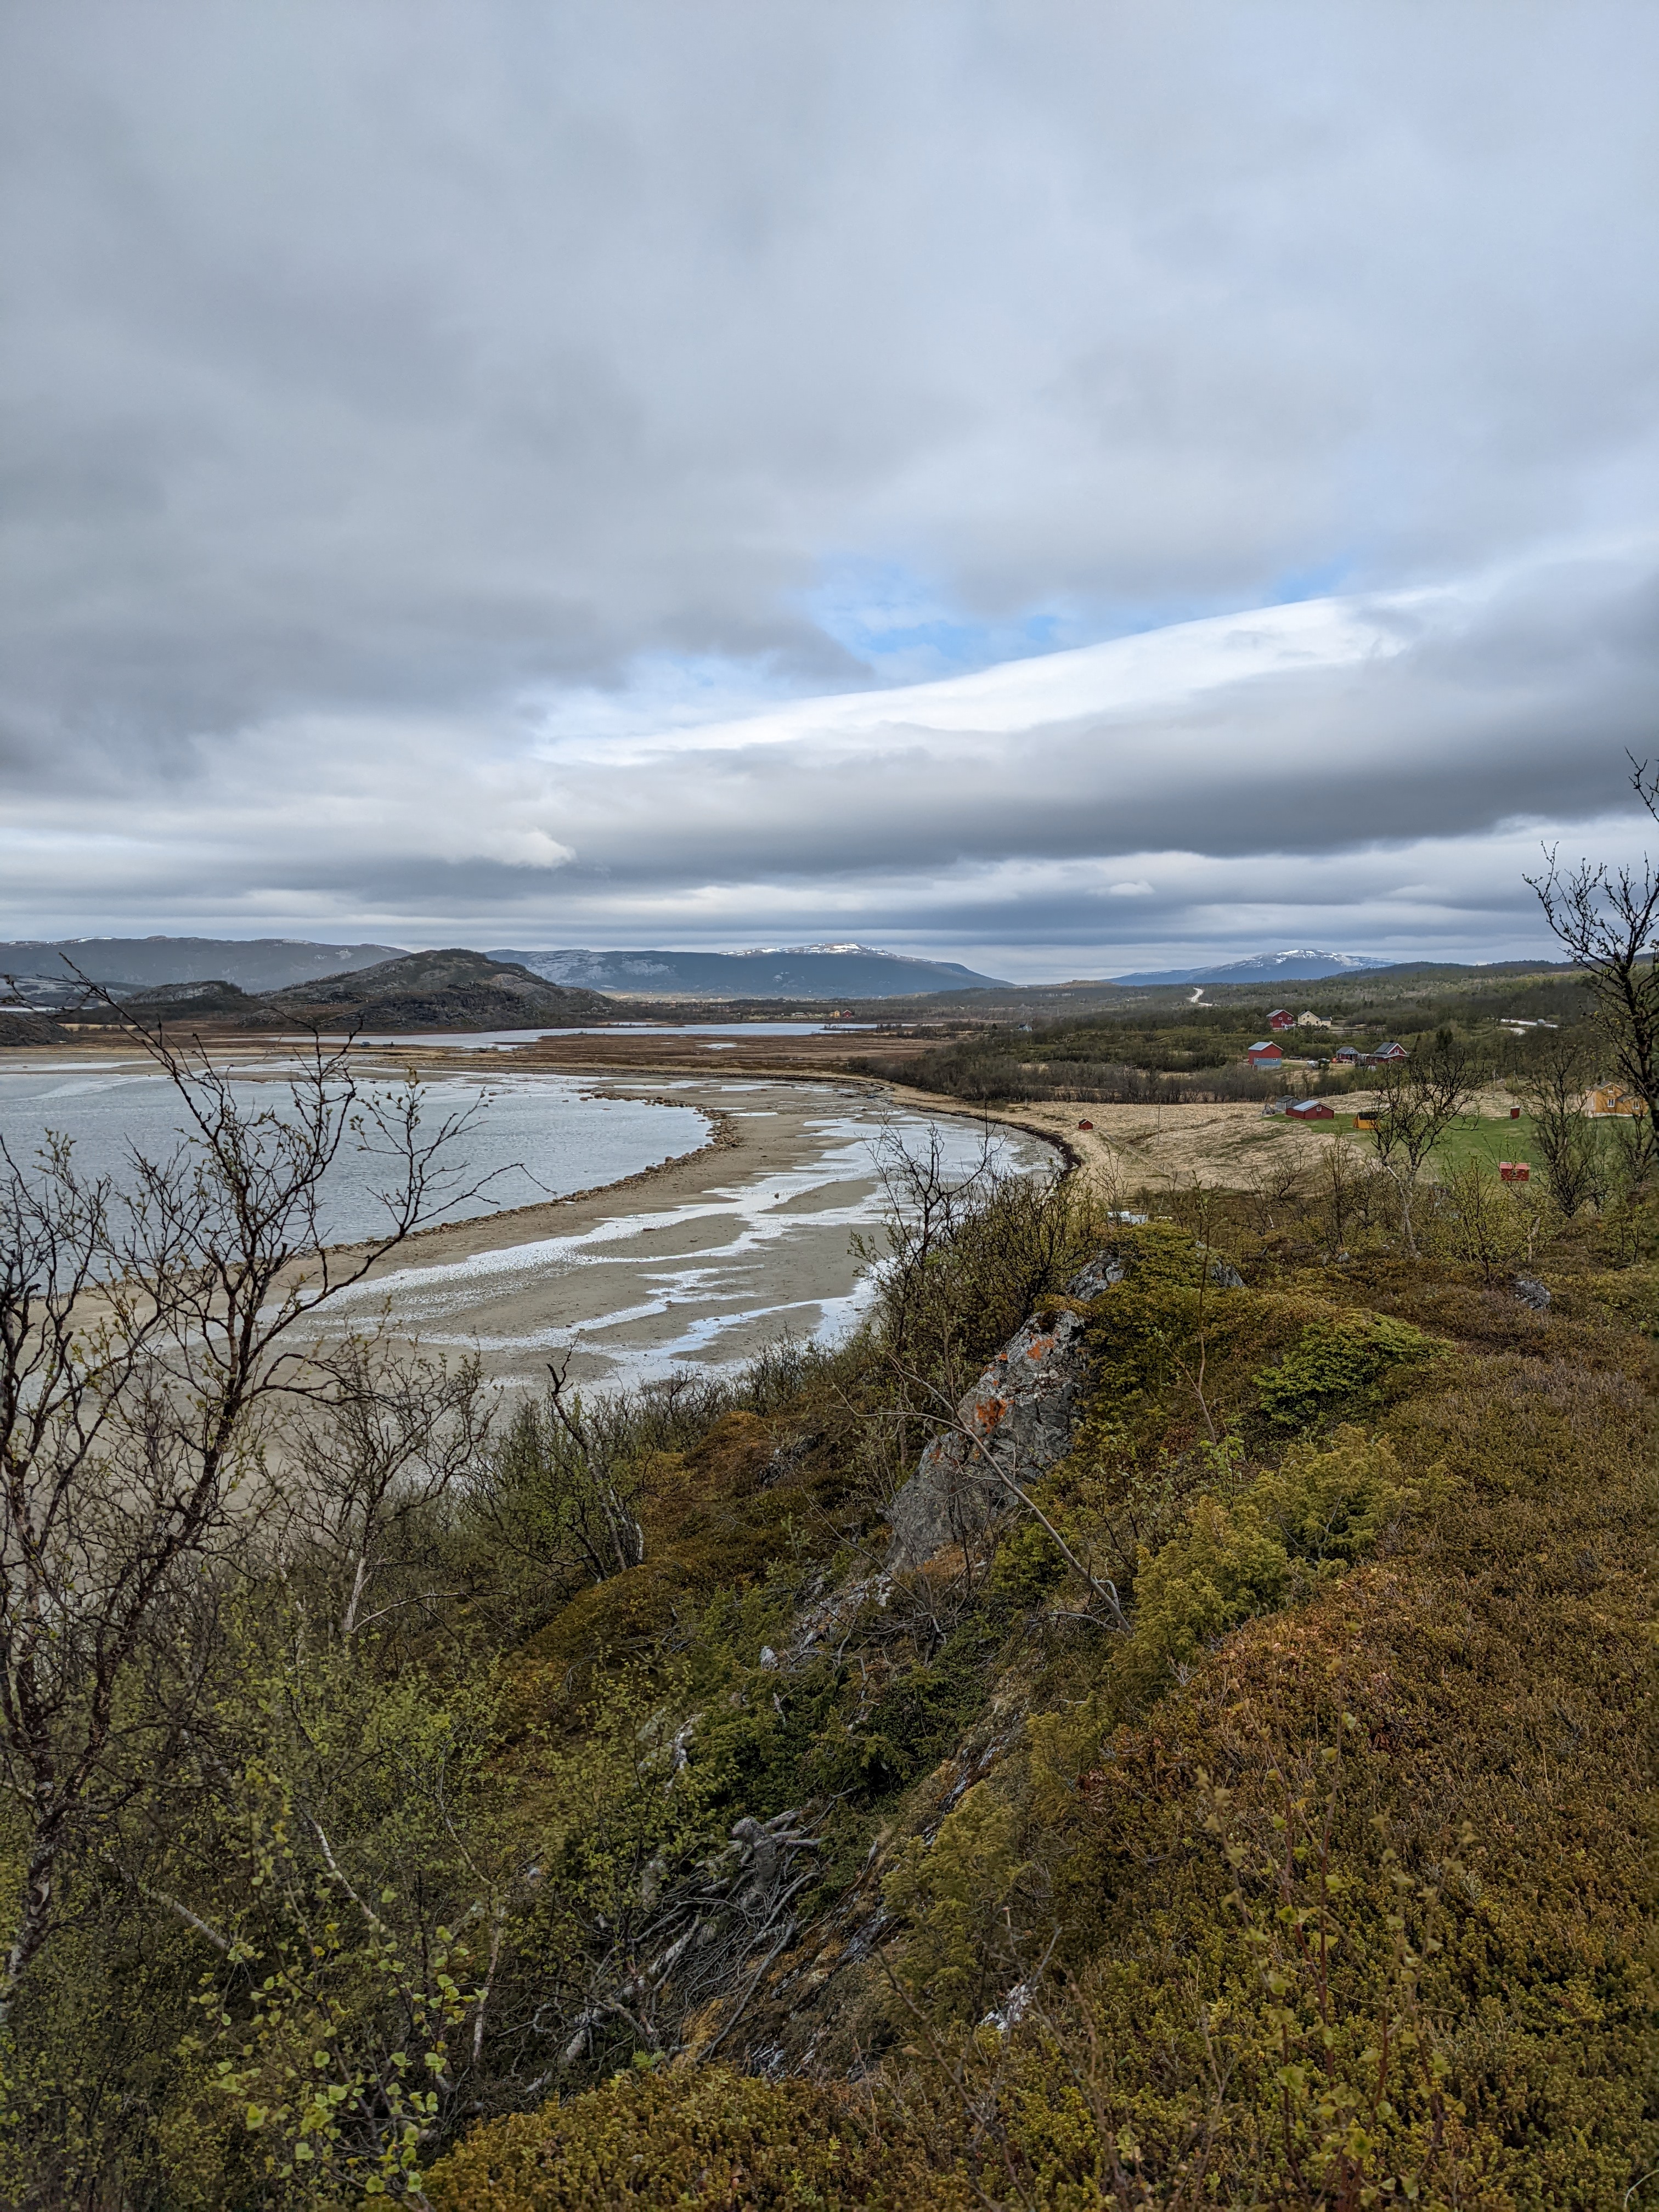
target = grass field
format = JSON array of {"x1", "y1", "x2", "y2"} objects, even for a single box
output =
[{"x1": 1277, "y1": 1108, "x2": 1544, "y2": 1179}]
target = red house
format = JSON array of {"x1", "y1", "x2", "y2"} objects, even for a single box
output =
[
  {"x1": 1267, "y1": 1008, "x2": 1296, "y2": 1031},
  {"x1": 1369, "y1": 1041, "x2": 1409, "y2": 1063},
  {"x1": 1247, "y1": 1041, "x2": 1283, "y2": 1067}
]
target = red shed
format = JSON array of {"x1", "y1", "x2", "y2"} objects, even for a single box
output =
[{"x1": 1247, "y1": 1041, "x2": 1283, "y2": 1067}]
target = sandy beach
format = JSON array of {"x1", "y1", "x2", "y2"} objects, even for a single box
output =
[
  {"x1": 1, "y1": 1034, "x2": 1060, "y2": 1392},
  {"x1": 60, "y1": 1047, "x2": 1037, "y2": 1392},
  {"x1": 4, "y1": 1026, "x2": 1374, "y2": 1393},
  {"x1": 295, "y1": 1070, "x2": 1050, "y2": 1390}
]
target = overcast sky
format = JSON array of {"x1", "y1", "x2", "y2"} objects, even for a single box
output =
[{"x1": 2, "y1": 2, "x2": 1655, "y2": 978}]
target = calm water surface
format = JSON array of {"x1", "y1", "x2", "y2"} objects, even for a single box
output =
[{"x1": 0, "y1": 1063, "x2": 708, "y2": 1246}]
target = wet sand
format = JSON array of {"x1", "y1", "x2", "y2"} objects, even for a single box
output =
[
  {"x1": 4, "y1": 1035, "x2": 1056, "y2": 1393},
  {"x1": 289, "y1": 1069, "x2": 1053, "y2": 1392}
]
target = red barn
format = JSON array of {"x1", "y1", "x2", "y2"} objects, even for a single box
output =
[
  {"x1": 1267, "y1": 1008, "x2": 1295, "y2": 1030},
  {"x1": 1286, "y1": 1099, "x2": 1334, "y2": 1119},
  {"x1": 1247, "y1": 1041, "x2": 1283, "y2": 1067}
]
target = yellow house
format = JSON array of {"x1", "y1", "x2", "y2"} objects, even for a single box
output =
[{"x1": 1587, "y1": 1084, "x2": 1646, "y2": 1118}]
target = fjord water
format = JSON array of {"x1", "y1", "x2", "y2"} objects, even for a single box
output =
[
  {"x1": 0, "y1": 1062, "x2": 708, "y2": 1247},
  {"x1": 0, "y1": 1060, "x2": 1053, "y2": 1386}
]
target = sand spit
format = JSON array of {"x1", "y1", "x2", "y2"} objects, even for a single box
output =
[
  {"x1": 269, "y1": 1063, "x2": 1056, "y2": 1394},
  {"x1": 18, "y1": 1025, "x2": 1348, "y2": 1391}
]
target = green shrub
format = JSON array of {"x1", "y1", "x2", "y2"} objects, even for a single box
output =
[
  {"x1": 425, "y1": 2064, "x2": 949, "y2": 2210},
  {"x1": 1254, "y1": 1310, "x2": 1448, "y2": 1429},
  {"x1": 1250, "y1": 1425, "x2": 1444, "y2": 1563},
  {"x1": 881, "y1": 1782, "x2": 1026, "y2": 2023},
  {"x1": 988, "y1": 1511, "x2": 1068, "y2": 1605},
  {"x1": 1122, "y1": 1493, "x2": 1293, "y2": 1692},
  {"x1": 1121, "y1": 1429, "x2": 1443, "y2": 1695}
]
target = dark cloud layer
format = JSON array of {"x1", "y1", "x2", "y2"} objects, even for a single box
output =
[{"x1": 2, "y1": 3, "x2": 1655, "y2": 972}]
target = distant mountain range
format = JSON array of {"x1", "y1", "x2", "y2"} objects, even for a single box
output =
[
  {"x1": 54, "y1": 951, "x2": 612, "y2": 1033},
  {"x1": 0, "y1": 935, "x2": 406, "y2": 1001},
  {"x1": 1, "y1": 933, "x2": 1454, "y2": 1014},
  {"x1": 489, "y1": 944, "x2": 1005, "y2": 1000},
  {"x1": 1107, "y1": 948, "x2": 1396, "y2": 988}
]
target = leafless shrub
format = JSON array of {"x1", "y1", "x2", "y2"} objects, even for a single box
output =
[
  {"x1": 0, "y1": 999, "x2": 480, "y2": 2020},
  {"x1": 1527, "y1": 752, "x2": 1659, "y2": 1179}
]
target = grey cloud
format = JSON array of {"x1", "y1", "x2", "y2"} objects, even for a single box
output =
[
  {"x1": 511, "y1": 554, "x2": 1659, "y2": 883},
  {"x1": 3, "y1": 2, "x2": 1656, "y2": 964}
]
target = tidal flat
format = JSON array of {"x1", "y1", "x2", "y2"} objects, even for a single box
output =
[
  {"x1": 306, "y1": 1072, "x2": 1051, "y2": 1391},
  {"x1": 0, "y1": 1041, "x2": 1053, "y2": 1392}
]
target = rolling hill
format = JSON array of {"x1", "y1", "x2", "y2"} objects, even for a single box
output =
[
  {"x1": 0, "y1": 935, "x2": 407, "y2": 1000},
  {"x1": 260, "y1": 949, "x2": 614, "y2": 1028}
]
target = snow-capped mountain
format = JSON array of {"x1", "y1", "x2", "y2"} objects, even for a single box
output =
[
  {"x1": 1109, "y1": 948, "x2": 1393, "y2": 988},
  {"x1": 488, "y1": 945, "x2": 1005, "y2": 999}
]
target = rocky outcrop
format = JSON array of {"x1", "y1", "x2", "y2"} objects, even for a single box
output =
[{"x1": 885, "y1": 1253, "x2": 1122, "y2": 1573}]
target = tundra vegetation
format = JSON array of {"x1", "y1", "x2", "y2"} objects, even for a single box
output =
[
  {"x1": 0, "y1": 940, "x2": 1654, "y2": 2205},
  {"x1": 848, "y1": 968, "x2": 1599, "y2": 1108}
]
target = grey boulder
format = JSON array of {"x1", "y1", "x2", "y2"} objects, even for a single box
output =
[{"x1": 885, "y1": 1255, "x2": 1121, "y2": 1573}]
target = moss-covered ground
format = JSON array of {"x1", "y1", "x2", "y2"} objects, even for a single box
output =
[{"x1": 427, "y1": 1195, "x2": 1657, "y2": 2211}]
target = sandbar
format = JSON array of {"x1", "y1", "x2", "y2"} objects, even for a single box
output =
[{"x1": 296, "y1": 1068, "x2": 1055, "y2": 1393}]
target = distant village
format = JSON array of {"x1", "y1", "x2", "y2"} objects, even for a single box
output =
[
  {"x1": 1244, "y1": 1007, "x2": 1409, "y2": 1074},
  {"x1": 1240, "y1": 1006, "x2": 1642, "y2": 1126}
]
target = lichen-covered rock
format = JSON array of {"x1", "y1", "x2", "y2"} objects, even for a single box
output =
[{"x1": 885, "y1": 1255, "x2": 1121, "y2": 1572}]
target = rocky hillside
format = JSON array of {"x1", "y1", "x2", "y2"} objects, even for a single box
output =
[
  {"x1": 3, "y1": 1139, "x2": 1651, "y2": 2206},
  {"x1": 424, "y1": 1183, "x2": 1654, "y2": 2207}
]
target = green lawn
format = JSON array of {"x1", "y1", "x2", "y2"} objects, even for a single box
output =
[
  {"x1": 1279, "y1": 1108, "x2": 1542, "y2": 1178},
  {"x1": 1431, "y1": 1110, "x2": 1543, "y2": 1177}
]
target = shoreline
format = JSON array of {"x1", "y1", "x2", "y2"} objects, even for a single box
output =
[
  {"x1": 273, "y1": 1063, "x2": 1064, "y2": 1391},
  {"x1": 319, "y1": 1102, "x2": 744, "y2": 1263},
  {"x1": 0, "y1": 1037, "x2": 1072, "y2": 1393}
]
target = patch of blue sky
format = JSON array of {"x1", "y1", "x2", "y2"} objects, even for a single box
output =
[
  {"x1": 800, "y1": 553, "x2": 1368, "y2": 685},
  {"x1": 800, "y1": 557, "x2": 1088, "y2": 683},
  {"x1": 523, "y1": 650, "x2": 808, "y2": 750},
  {"x1": 1263, "y1": 551, "x2": 1360, "y2": 605},
  {"x1": 527, "y1": 550, "x2": 1371, "y2": 752}
]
